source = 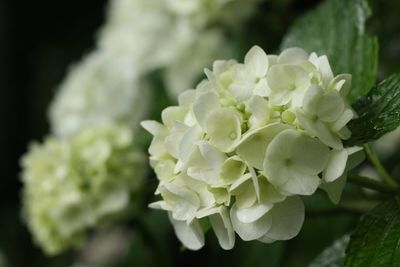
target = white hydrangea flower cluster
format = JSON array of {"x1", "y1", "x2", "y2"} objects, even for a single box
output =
[
  {"x1": 21, "y1": 124, "x2": 145, "y2": 255},
  {"x1": 142, "y1": 46, "x2": 364, "y2": 250},
  {"x1": 49, "y1": 51, "x2": 150, "y2": 138},
  {"x1": 99, "y1": 0, "x2": 260, "y2": 96}
]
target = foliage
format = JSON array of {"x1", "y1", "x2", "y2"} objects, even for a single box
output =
[
  {"x1": 281, "y1": 0, "x2": 378, "y2": 103},
  {"x1": 345, "y1": 199, "x2": 400, "y2": 266},
  {"x1": 346, "y1": 74, "x2": 400, "y2": 146}
]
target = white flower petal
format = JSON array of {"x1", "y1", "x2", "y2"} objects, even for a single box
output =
[
  {"x1": 161, "y1": 106, "x2": 187, "y2": 128},
  {"x1": 230, "y1": 173, "x2": 252, "y2": 192},
  {"x1": 161, "y1": 183, "x2": 200, "y2": 221},
  {"x1": 267, "y1": 55, "x2": 278, "y2": 66},
  {"x1": 258, "y1": 235, "x2": 276, "y2": 243},
  {"x1": 317, "y1": 91, "x2": 345, "y2": 122},
  {"x1": 323, "y1": 149, "x2": 348, "y2": 182},
  {"x1": 268, "y1": 65, "x2": 310, "y2": 106},
  {"x1": 148, "y1": 136, "x2": 168, "y2": 158},
  {"x1": 236, "y1": 123, "x2": 291, "y2": 169},
  {"x1": 193, "y1": 92, "x2": 220, "y2": 129},
  {"x1": 230, "y1": 174, "x2": 258, "y2": 209},
  {"x1": 266, "y1": 129, "x2": 330, "y2": 175},
  {"x1": 278, "y1": 170, "x2": 321, "y2": 196},
  {"x1": 262, "y1": 196, "x2": 305, "y2": 240},
  {"x1": 249, "y1": 165, "x2": 261, "y2": 201},
  {"x1": 258, "y1": 177, "x2": 286, "y2": 203},
  {"x1": 329, "y1": 74, "x2": 352, "y2": 96},
  {"x1": 246, "y1": 95, "x2": 270, "y2": 129},
  {"x1": 302, "y1": 85, "x2": 323, "y2": 115},
  {"x1": 337, "y1": 126, "x2": 352, "y2": 140},
  {"x1": 316, "y1": 55, "x2": 334, "y2": 85},
  {"x1": 196, "y1": 206, "x2": 220, "y2": 218},
  {"x1": 198, "y1": 141, "x2": 227, "y2": 171},
  {"x1": 296, "y1": 109, "x2": 343, "y2": 149},
  {"x1": 236, "y1": 202, "x2": 273, "y2": 223},
  {"x1": 154, "y1": 159, "x2": 175, "y2": 182},
  {"x1": 179, "y1": 125, "x2": 203, "y2": 162},
  {"x1": 178, "y1": 89, "x2": 197, "y2": 106},
  {"x1": 178, "y1": 174, "x2": 216, "y2": 207},
  {"x1": 149, "y1": 200, "x2": 169, "y2": 210},
  {"x1": 331, "y1": 109, "x2": 355, "y2": 132},
  {"x1": 141, "y1": 120, "x2": 167, "y2": 136},
  {"x1": 230, "y1": 204, "x2": 272, "y2": 241},
  {"x1": 168, "y1": 213, "x2": 204, "y2": 250},
  {"x1": 320, "y1": 174, "x2": 347, "y2": 204},
  {"x1": 164, "y1": 129, "x2": 187, "y2": 158},
  {"x1": 244, "y1": 45, "x2": 269, "y2": 77},
  {"x1": 229, "y1": 81, "x2": 255, "y2": 102},
  {"x1": 220, "y1": 156, "x2": 247, "y2": 185},
  {"x1": 209, "y1": 206, "x2": 235, "y2": 250},
  {"x1": 278, "y1": 47, "x2": 308, "y2": 64},
  {"x1": 346, "y1": 146, "x2": 365, "y2": 170},
  {"x1": 254, "y1": 79, "x2": 270, "y2": 97},
  {"x1": 236, "y1": 191, "x2": 257, "y2": 209},
  {"x1": 267, "y1": 65, "x2": 293, "y2": 93},
  {"x1": 206, "y1": 108, "x2": 242, "y2": 153},
  {"x1": 264, "y1": 129, "x2": 328, "y2": 195}
]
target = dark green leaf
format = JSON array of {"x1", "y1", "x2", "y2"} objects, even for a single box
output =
[
  {"x1": 344, "y1": 198, "x2": 400, "y2": 266},
  {"x1": 308, "y1": 235, "x2": 349, "y2": 267},
  {"x1": 346, "y1": 74, "x2": 400, "y2": 146},
  {"x1": 281, "y1": 0, "x2": 378, "y2": 103}
]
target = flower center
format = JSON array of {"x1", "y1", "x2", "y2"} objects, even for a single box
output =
[
  {"x1": 229, "y1": 132, "x2": 237, "y2": 140},
  {"x1": 311, "y1": 114, "x2": 319, "y2": 122},
  {"x1": 284, "y1": 158, "x2": 292, "y2": 166}
]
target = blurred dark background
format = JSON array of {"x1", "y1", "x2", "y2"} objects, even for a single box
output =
[
  {"x1": 0, "y1": 0, "x2": 107, "y2": 266},
  {"x1": 0, "y1": 0, "x2": 399, "y2": 266}
]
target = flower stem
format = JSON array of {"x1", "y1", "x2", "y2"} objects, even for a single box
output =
[
  {"x1": 348, "y1": 175, "x2": 398, "y2": 194},
  {"x1": 364, "y1": 143, "x2": 398, "y2": 187}
]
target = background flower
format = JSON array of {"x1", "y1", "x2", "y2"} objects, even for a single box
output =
[
  {"x1": 49, "y1": 51, "x2": 150, "y2": 138},
  {"x1": 21, "y1": 124, "x2": 145, "y2": 255}
]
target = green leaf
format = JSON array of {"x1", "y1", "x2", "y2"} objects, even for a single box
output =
[
  {"x1": 345, "y1": 74, "x2": 400, "y2": 146},
  {"x1": 344, "y1": 198, "x2": 400, "y2": 266},
  {"x1": 281, "y1": 0, "x2": 378, "y2": 103},
  {"x1": 308, "y1": 235, "x2": 350, "y2": 267}
]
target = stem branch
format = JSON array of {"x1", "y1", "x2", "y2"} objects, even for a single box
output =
[
  {"x1": 364, "y1": 143, "x2": 398, "y2": 187},
  {"x1": 348, "y1": 175, "x2": 398, "y2": 194}
]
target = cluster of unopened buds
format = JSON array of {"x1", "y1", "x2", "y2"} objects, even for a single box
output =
[{"x1": 142, "y1": 46, "x2": 364, "y2": 250}]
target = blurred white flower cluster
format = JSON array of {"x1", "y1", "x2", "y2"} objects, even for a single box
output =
[
  {"x1": 143, "y1": 46, "x2": 364, "y2": 250},
  {"x1": 99, "y1": 0, "x2": 260, "y2": 97},
  {"x1": 22, "y1": 124, "x2": 145, "y2": 255},
  {"x1": 28, "y1": 46, "x2": 149, "y2": 256},
  {"x1": 165, "y1": 0, "x2": 259, "y2": 28},
  {"x1": 23, "y1": 0, "x2": 261, "y2": 255},
  {"x1": 50, "y1": 0, "x2": 261, "y2": 137},
  {"x1": 49, "y1": 51, "x2": 150, "y2": 138}
]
